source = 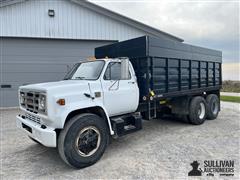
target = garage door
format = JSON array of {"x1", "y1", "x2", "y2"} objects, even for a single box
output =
[{"x1": 0, "y1": 38, "x2": 115, "y2": 107}]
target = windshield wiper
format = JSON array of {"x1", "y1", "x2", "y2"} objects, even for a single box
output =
[{"x1": 74, "y1": 77, "x2": 86, "y2": 80}]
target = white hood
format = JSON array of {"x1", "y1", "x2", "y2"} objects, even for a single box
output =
[{"x1": 20, "y1": 80, "x2": 88, "y2": 92}]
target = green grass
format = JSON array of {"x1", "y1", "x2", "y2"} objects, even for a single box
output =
[{"x1": 220, "y1": 96, "x2": 240, "y2": 103}]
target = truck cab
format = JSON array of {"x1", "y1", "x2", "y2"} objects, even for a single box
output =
[{"x1": 16, "y1": 58, "x2": 141, "y2": 168}]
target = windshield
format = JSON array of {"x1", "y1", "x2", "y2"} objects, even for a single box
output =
[{"x1": 64, "y1": 60, "x2": 105, "y2": 80}]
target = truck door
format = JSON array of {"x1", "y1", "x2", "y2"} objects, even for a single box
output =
[{"x1": 101, "y1": 62, "x2": 139, "y2": 116}]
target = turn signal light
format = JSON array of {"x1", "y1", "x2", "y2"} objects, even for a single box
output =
[{"x1": 57, "y1": 99, "x2": 65, "y2": 106}]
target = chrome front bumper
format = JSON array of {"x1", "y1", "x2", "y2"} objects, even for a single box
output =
[{"x1": 16, "y1": 115, "x2": 56, "y2": 147}]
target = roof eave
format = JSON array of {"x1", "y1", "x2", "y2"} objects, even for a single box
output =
[{"x1": 0, "y1": 0, "x2": 27, "y2": 7}]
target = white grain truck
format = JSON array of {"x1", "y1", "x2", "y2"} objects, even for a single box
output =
[{"x1": 16, "y1": 36, "x2": 222, "y2": 168}]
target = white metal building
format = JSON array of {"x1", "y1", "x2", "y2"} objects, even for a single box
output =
[{"x1": 0, "y1": 0, "x2": 183, "y2": 107}]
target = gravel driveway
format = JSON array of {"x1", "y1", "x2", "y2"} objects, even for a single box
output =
[{"x1": 1, "y1": 102, "x2": 239, "y2": 179}]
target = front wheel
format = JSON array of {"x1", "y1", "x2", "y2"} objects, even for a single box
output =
[{"x1": 58, "y1": 113, "x2": 109, "y2": 168}]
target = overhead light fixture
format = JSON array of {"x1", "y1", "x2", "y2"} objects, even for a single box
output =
[{"x1": 48, "y1": 9, "x2": 55, "y2": 17}]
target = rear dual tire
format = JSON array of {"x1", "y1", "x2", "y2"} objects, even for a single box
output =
[
  {"x1": 188, "y1": 96, "x2": 207, "y2": 125},
  {"x1": 186, "y1": 94, "x2": 219, "y2": 125},
  {"x1": 206, "y1": 94, "x2": 220, "y2": 120}
]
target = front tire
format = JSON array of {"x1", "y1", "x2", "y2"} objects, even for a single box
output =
[
  {"x1": 58, "y1": 113, "x2": 109, "y2": 169},
  {"x1": 188, "y1": 96, "x2": 207, "y2": 125}
]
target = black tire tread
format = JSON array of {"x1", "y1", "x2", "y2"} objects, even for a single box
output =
[
  {"x1": 58, "y1": 113, "x2": 109, "y2": 168},
  {"x1": 188, "y1": 96, "x2": 207, "y2": 125},
  {"x1": 206, "y1": 94, "x2": 219, "y2": 120}
]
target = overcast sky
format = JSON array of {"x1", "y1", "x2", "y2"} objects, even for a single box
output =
[{"x1": 91, "y1": 0, "x2": 239, "y2": 80}]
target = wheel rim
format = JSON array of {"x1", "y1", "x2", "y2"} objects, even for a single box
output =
[
  {"x1": 197, "y1": 102, "x2": 206, "y2": 119},
  {"x1": 211, "y1": 101, "x2": 219, "y2": 115},
  {"x1": 75, "y1": 126, "x2": 101, "y2": 157}
]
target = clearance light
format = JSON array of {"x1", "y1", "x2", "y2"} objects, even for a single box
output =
[
  {"x1": 57, "y1": 99, "x2": 65, "y2": 106},
  {"x1": 87, "y1": 56, "x2": 96, "y2": 61}
]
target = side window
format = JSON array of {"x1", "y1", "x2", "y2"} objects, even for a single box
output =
[{"x1": 104, "y1": 62, "x2": 131, "y2": 80}]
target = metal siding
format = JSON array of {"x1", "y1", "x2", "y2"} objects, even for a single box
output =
[
  {"x1": 0, "y1": 0, "x2": 148, "y2": 41},
  {"x1": 0, "y1": 38, "x2": 115, "y2": 107}
]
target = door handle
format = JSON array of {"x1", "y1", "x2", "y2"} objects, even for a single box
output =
[{"x1": 128, "y1": 81, "x2": 135, "y2": 84}]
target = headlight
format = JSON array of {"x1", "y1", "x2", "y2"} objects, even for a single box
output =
[
  {"x1": 20, "y1": 92, "x2": 25, "y2": 105},
  {"x1": 39, "y1": 95, "x2": 46, "y2": 111}
]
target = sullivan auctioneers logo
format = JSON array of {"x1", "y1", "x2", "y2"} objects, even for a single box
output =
[{"x1": 188, "y1": 160, "x2": 235, "y2": 177}]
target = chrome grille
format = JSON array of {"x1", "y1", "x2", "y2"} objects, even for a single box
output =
[
  {"x1": 20, "y1": 91, "x2": 41, "y2": 114},
  {"x1": 26, "y1": 113, "x2": 41, "y2": 124}
]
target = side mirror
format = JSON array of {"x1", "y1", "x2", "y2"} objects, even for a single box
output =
[{"x1": 121, "y1": 58, "x2": 130, "y2": 80}]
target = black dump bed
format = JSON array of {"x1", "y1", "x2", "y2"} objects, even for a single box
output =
[{"x1": 95, "y1": 36, "x2": 222, "y2": 102}]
